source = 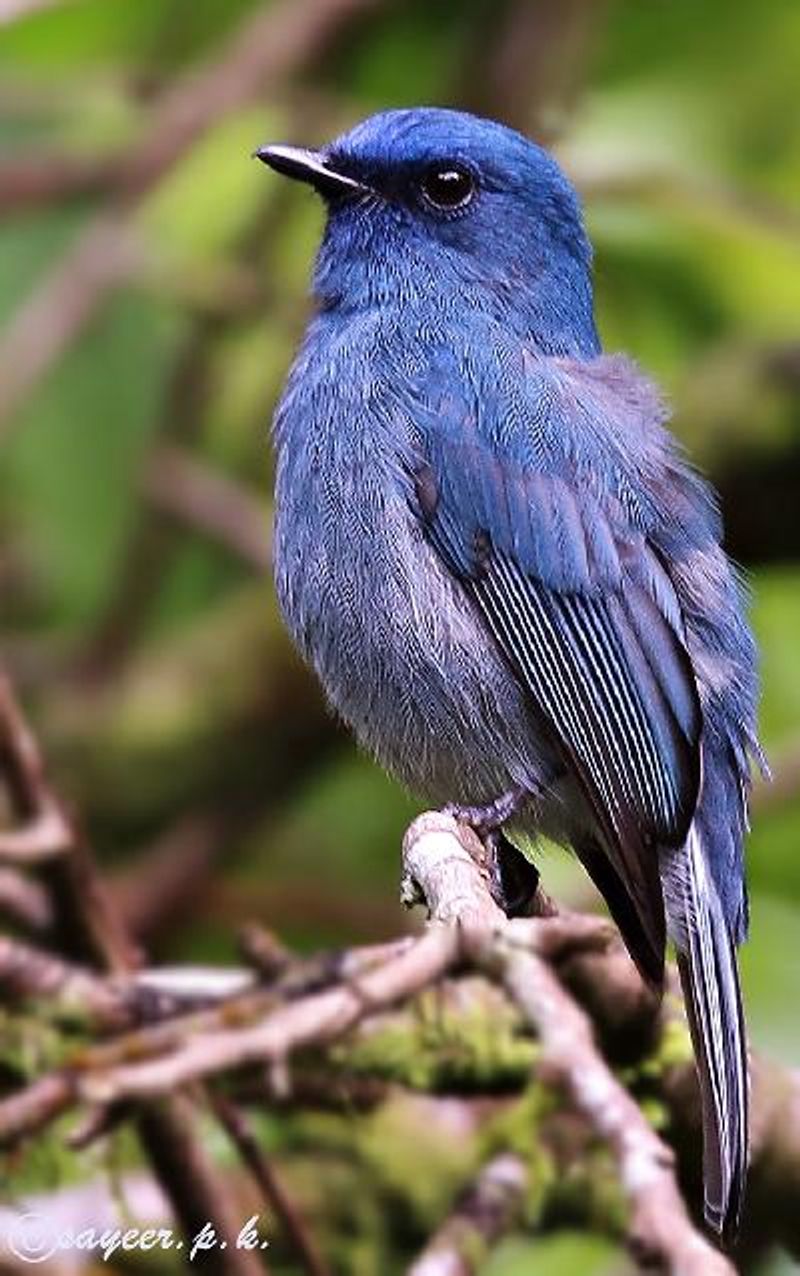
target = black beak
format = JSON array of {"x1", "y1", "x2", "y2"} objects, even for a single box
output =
[{"x1": 254, "y1": 144, "x2": 367, "y2": 198}]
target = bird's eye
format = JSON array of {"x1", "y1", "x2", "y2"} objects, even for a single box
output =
[{"x1": 419, "y1": 163, "x2": 475, "y2": 211}]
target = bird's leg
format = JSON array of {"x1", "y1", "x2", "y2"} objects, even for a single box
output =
[
  {"x1": 443, "y1": 787, "x2": 539, "y2": 918},
  {"x1": 443, "y1": 787, "x2": 525, "y2": 837}
]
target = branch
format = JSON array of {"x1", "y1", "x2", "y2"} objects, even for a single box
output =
[
  {"x1": 4, "y1": 678, "x2": 797, "y2": 1269},
  {"x1": 75, "y1": 927, "x2": 461, "y2": 1106},
  {"x1": 0, "y1": 214, "x2": 143, "y2": 445},
  {"x1": 407, "y1": 1153, "x2": 528, "y2": 1276},
  {"x1": 136, "y1": 1095, "x2": 266, "y2": 1276},
  {"x1": 0, "y1": 152, "x2": 122, "y2": 215},
  {"x1": 0, "y1": 867, "x2": 51, "y2": 929},
  {"x1": 0, "y1": 935, "x2": 130, "y2": 1027},
  {"x1": 213, "y1": 1092, "x2": 331, "y2": 1276},
  {"x1": 0, "y1": 810, "x2": 732, "y2": 1273},
  {"x1": 0, "y1": 673, "x2": 72, "y2": 862},
  {"x1": 496, "y1": 944, "x2": 730, "y2": 1273},
  {"x1": 0, "y1": 674, "x2": 285, "y2": 1275},
  {"x1": 142, "y1": 443, "x2": 272, "y2": 572}
]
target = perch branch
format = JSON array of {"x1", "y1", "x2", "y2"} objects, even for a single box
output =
[
  {"x1": 494, "y1": 944, "x2": 731, "y2": 1274},
  {"x1": 404, "y1": 813, "x2": 734, "y2": 1275}
]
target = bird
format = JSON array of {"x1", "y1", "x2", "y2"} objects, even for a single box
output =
[{"x1": 255, "y1": 107, "x2": 764, "y2": 1240}]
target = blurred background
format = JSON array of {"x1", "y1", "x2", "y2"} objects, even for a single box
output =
[{"x1": 1, "y1": 0, "x2": 799, "y2": 1272}]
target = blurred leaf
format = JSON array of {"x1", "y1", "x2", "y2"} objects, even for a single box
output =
[
  {"x1": 138, "y1": 107, "x2": 283, "y2": 265},
  {"x1": 4, "y1": 291, "x2": 178, "y2": 628},
  {"x1": 0, "y1": 208, "x2": 84, "y2": 324},
  {"x1": 203, "y1": 317, "x2": 293, "y2": 466},
  {"x1": 0, "y1": 0, "x2": 259, "y2": 74}
]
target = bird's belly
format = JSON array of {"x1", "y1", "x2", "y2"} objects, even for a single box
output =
[{"x1": 274, "y1": 488, "x2": 555, "y2": 806}]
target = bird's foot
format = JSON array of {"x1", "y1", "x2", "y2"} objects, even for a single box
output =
[
  {"x1": 443, "y1": 787, "x2": 525, "y2": 838},
  {"x1": 443, "y1": 788, "x2": 539, "y2": 918}
]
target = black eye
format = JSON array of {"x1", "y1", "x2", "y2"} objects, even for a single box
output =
[{"x1": 419, "y1": 163, "x2": 475, "y2": 211}]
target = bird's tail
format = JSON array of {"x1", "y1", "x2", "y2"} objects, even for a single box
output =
[{"x1": 661, "y1": 824, "x2": 749, "y2": 1240}]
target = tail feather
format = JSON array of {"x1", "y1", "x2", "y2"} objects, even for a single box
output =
[
  {"x1": 663, "y1": 827, "x2": 749, "y2": 1240},
  {"x1": 576, "y1": 834, "x2": 665, "y2": 987}
]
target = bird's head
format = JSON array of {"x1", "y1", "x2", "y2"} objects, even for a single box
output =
[{"x1": 256, "y1": 108, "x2": 599, "y2": 356}]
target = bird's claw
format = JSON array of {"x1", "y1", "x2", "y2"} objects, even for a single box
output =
[{"x1": 442, "y1": 788, "x2": 538, "y2": 918}]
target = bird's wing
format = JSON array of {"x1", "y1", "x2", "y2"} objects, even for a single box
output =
[{"x1": 405, "y1": 349, "x2": 702, "y2": 979}]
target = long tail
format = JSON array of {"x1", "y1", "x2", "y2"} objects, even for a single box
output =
[{"x1": 662, "y1": 826, "x2": 749, "y2": 1240}]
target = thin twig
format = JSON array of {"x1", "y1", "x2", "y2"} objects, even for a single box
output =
[
  {"x1": 0, "y1": 1072, "x2": 76, "y2": 1145},
  {"x1": 0, "y1": 935, "x2": 128, "y2": 1026},
  {"x1": 0, "y1": 867, "x2": 51, "y2": 929},
  {"x1": 75, "y1": 927, "x2": 461, "y2": 1105},
  {"x1": 213, "y1": 1093, "x2": 331, "y2": 1276},
  {"x1": 143, "y1": 443, "x2": 272, "y2": 572},
  {"x1": 0, "y1": 673, "x2": 72, "y2": 862},
  {"x1": 137, "y1": 1094, "x2": 267, "y2": 1276}
]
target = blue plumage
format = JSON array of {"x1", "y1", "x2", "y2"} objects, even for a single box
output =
[{"x1": 258, "y1": 107, "x2": 762, "y2": 1238}]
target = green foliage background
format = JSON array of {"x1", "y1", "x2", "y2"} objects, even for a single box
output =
[{"x1": 1, "y1": 1, "x2": 799, "y2": 1272}]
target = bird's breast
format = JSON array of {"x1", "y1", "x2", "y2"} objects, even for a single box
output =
[{"x1": 270, "y1": 329, "x2": 553, "y2": 802}]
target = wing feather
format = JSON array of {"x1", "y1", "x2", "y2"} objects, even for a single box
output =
[{"x1": 408, "y1": 355, "x2": 703, "y2": 976}]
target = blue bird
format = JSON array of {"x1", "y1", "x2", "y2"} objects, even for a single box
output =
[{"x1": 256, "y1": 108, "x2": 763, "y2": 1238}]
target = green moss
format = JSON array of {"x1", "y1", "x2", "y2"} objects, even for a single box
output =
[
  {"x1": 480, "y1": 1085, "x2": 558, "y2": 1226},
  {"x1": 546, "y1": 1146, "x2": 627, "y2": 1238},
  {"x1": 357, "y1": 1093, "x2": 481, "y2": 1229},
  {"x1": 336, "y1": 979, "x2": 536, "y2": 1092}
]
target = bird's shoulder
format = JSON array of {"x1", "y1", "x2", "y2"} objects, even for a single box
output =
[
  {"x1": 407, "y1": 332, "x2": 662, "y2": 486},
  {"x1": 397, "y1": 324, "x2": 725, "y2": 584}
]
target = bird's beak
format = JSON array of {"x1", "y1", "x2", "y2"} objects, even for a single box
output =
[{"x1": 254, "y1": 144, "x2": 367, "y2": 198}]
